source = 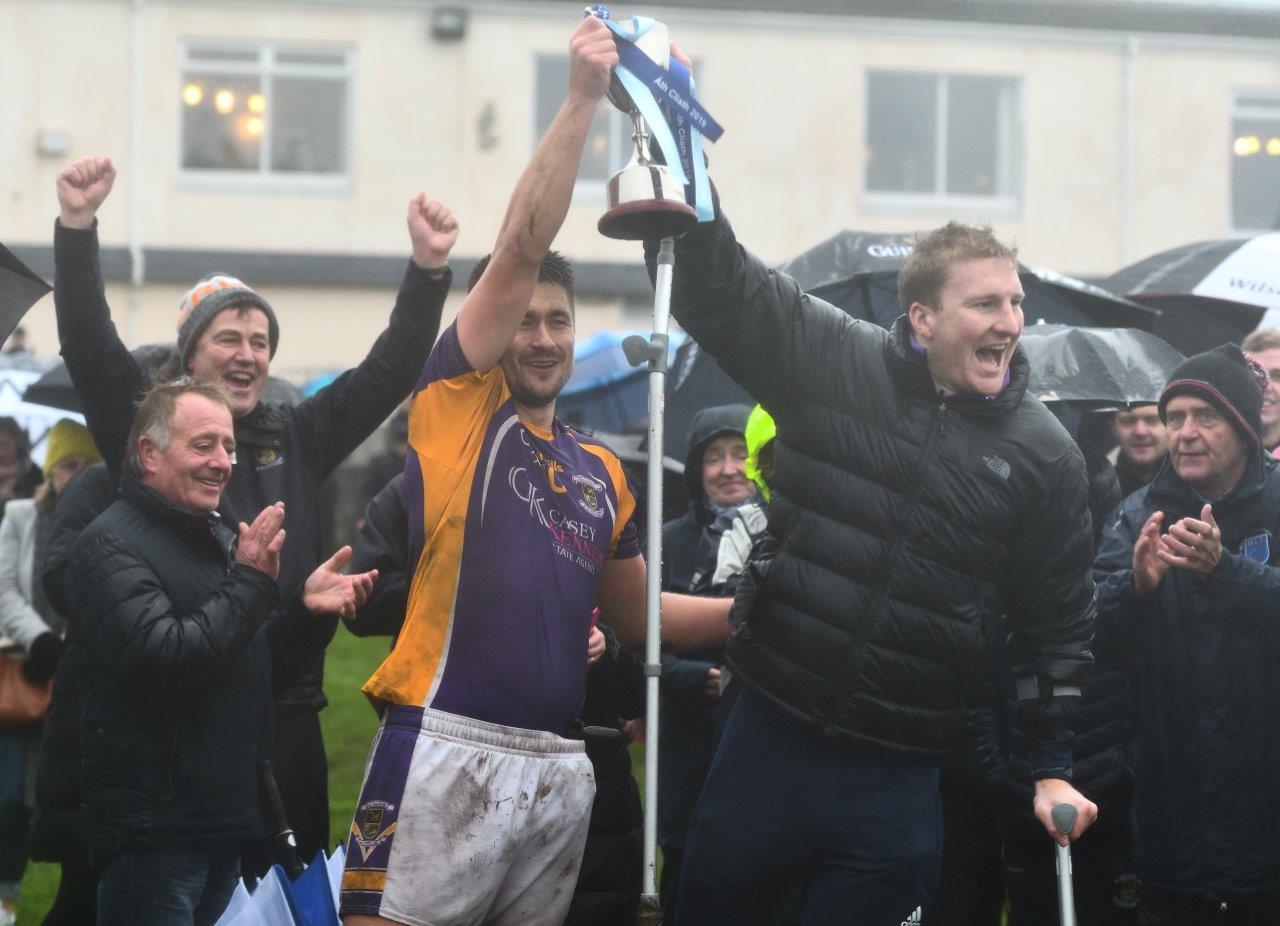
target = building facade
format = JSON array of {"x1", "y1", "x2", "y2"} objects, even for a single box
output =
[{"x1": 3, "y1": 0, "x2": 1279, "y2": 379}]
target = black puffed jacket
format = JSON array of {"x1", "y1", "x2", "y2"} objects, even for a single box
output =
[
  {"x1": 649, "y1": 210, "x2": 1095, "y2": 771},
  {"x1": 64, "y1": 477, "x2": 278, "y2": 864}
]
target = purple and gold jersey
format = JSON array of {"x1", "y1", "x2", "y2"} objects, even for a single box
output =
[{"x1": 362, "y1": 323, "x2": 640, "y2": 734}]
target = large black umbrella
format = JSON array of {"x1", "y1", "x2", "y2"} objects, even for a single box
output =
[
  {"x1": 23, "y1": 342, "x2": 303, "y2": 411},
  {"x1": 1102, "y1": 234, "x2": 1280, "y2": 355},
  {"x1": 1019, "y1": 324, "x2": 1185, "y2": 406},
  {"x1": 0, "y1": 243, "x2": 52, "y2": 344},
  {"x1": 776, "y1": 229, "x2": 1157, "y2": 331},
  {"x1": 662, "y1": 339, "x2": 753, "y2": 463}
]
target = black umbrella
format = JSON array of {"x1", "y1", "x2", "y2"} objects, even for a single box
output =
[
  {"x1": 661, "y1": 339, "x2": 753, "y2": 463},
  {"x1": 776, "y1": 229, "x2": 1157, "y2": 331},
  {"x1": 0, "y1": 243, "x2": 53, "y2": 344},
  {"x1": 1102, "y1": 234, "x2": 1280, "y2": 356},
  {"x1": 23, "y1": 342, "x2": 303, "y2": 412},
  {"x1": 1019, "y1": 324, "x2": 1185, "y2": 406}
]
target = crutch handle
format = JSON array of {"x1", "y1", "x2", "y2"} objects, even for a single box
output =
[
  {"x1": 1051, "y1": 802, "x2": 1078, "y2": 837},
  {"x1": 1051, "y1": 803, "x2": 1078, "y2": 926}
]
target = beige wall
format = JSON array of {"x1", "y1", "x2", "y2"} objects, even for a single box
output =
[{"x1": 5, "y1": 0, "x2": 1280, "y2": 367}]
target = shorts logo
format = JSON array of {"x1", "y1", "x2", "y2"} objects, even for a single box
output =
[
  {"x1": 351, "y1": 800, "x2": 398, "y2": 862},
  {"x1": 573, "y1": 473, "x2": 606, "y2": 518}
]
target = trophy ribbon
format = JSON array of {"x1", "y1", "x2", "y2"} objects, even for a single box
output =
[{"x1": 593, "y1": 11, "x2": 723, "y2": 223}]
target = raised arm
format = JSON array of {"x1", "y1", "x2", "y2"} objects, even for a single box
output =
[
  {"x1": 290, "y1": 193, "x2": 457, "y2": 480},
  {"x1": 54, "y1": 157, "x2": 147, "y2": 473},
  {"x1": 454, "y1": 16, "x2": 616, "y2": 372}
]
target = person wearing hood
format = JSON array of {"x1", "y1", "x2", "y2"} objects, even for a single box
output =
[
  {"x1": 1095, "y1": 344, "x2": 1280, "y2": 923},
  {"x1": 657, "y1": 404, "x2": 758, "y2": 921}
]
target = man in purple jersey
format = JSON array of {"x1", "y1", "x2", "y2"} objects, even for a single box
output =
[{"x1": 341, "y1": 19, "x2": 730, "y2": 926}]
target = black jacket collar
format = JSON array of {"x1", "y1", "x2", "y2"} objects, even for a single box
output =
[
  {"x1": 234, "y1": 402, "x2": 287, "y2": 449},
  {"x1": 119, "y1": 476, "x2": 227, "y2": 544},
  {"x1": 887, "y1": 316, "x2": 1030, "y2": 416}
]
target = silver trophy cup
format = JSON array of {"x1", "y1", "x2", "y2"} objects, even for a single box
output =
[{"x1": 597, "y1": 19, "x2": 698, "y2": 241}]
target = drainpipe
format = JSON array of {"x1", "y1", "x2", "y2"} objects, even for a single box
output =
[
  {"x1": 128, "y1": 0, "x2": 146, "y2": 344},
  {"x1": 1120, "y1": 36, "x2": 1139, "y2": 267}
]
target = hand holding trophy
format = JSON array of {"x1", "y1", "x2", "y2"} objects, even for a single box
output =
[{"x1": 585, "y1": 6, "x2": 722, "y2": 241}]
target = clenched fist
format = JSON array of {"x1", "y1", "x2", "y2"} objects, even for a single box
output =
[
  {"x1": 407, "y1": 192, "x2": 459, "y2": 271},
  {"x1": 57, "y1": 156, "x2": 117, "y2": 229}
]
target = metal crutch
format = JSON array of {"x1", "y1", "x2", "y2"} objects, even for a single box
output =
[
  {"x1": 1052, "y1": 802, "x2": 1078, "y2": 926},
  {"x1": 622, "y1": 237, "x2": 677, "y2": 924}
]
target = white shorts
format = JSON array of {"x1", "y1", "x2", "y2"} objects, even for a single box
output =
[{"x1": 340, "y1": 705, "x2": 596, "y2": 926}]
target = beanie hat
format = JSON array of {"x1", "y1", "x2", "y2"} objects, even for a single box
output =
[
  {"x1": 1158, "y1": 343, "x2": 1266, "y2": 448},
  {"x1": 43, "y1": 419, "x2": 101, "y2": 478},
  {"x1": 176, "y1": 273, "x2": 279, "y2": 372}
]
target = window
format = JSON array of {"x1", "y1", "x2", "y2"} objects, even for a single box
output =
[
  {"x1": 864, "y1": 71, "x2": 1020, "y2": 206},
  {"x1": 1231, "y1": 92, "x2": 1280, "y2": 231},
  {"x1": 535, "y1": 55, "x2": 636, "y2": 191},
  {"x1": 180, "y1": 43, "x2": 352, "y2": 185}
]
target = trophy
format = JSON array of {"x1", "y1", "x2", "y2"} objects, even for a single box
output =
[{"x1": 592, "y1": 14, "x2": 698, "y2": 241}]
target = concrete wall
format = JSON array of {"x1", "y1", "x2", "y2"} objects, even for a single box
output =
[{"x1": 4, "y1": 0, "x2": 1278, "y2": 374}]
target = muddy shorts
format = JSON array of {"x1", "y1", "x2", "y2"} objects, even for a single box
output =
[{"x1": 339, "y1": 705, "x2": 596, "y2": 926}]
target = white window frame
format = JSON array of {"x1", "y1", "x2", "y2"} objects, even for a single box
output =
[
  {"x1": 178, "y1": 41, "x2": 355, "y2": 195},
  {"x1": 1230, "y1": 89, "x2": 1280, "y2": 235},
  {"x1": 532, "y1": 54, "x2": 633, "y2": 204},
  {"x1": 861, "y1": 70, "x2": 1021, "y2": 217}
]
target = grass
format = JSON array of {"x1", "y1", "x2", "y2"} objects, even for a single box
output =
[{"x1": 15, "y1": 628, "x2": 651, "y2": 920}]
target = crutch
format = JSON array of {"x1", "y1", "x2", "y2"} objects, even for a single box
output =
[
  {"x1": 1051, "y1": 803, "x2": 1078, "y2": 926},
  {"x1": 622, "y1": 236, "x2": 677, "y2": 924}
]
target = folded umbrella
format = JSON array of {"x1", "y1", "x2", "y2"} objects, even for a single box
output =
[{"x1": 278, "y1": 852, "x2": 340, "y2": 926}]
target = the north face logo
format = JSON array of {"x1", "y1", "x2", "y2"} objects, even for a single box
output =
[{"x1": 983, "y1": 454, "x2": 1011, "y2": 479}]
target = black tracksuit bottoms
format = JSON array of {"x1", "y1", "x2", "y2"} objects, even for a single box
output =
[{"x1": 674, "y1": 686, "x2": 941, "y2": 925}]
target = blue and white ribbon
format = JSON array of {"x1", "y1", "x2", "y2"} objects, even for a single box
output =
[{"x1": 587, "y1": 9, "x2": 723, "y2": 222}]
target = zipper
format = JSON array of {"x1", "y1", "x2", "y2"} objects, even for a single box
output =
[{"x1": 828, "y1": 395, "x2": 948, "y2": 728}]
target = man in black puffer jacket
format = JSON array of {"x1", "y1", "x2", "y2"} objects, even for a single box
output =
[
  {"x1": 646, "y1": 188, "x2": 1096, "y2": 921},
  {"x1": 65, "y1": 381, "x2": 374, "y2": 925},
  {"x1": 52, "y1": 156, "x2": 455, "y2": 871},
  {"x1": 1095, "y1": 345, "x2": 1280, "y2": 923}
]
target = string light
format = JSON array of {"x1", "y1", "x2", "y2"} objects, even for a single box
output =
[
  {"x1": 182, "y1": 83, "x2": 203, "y2": 107},
  {"x1": 214, "y1": 89, "x2": 235, "y2": 114},
  {"x1": 247, "y1": 93, "x2": 266, "y2": 114}
]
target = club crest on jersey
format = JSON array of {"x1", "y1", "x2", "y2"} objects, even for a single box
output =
[
  {"x1": 1241, "y1": 531, "x2": 1271, "y2": 564},
  {"x1": 573, "y1": 473, "x2": 605, "y2": 518}
]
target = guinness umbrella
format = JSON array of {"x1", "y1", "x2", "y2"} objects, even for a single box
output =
[
  {"x1": 0, "y1": 243, "x2": 52, "y2": 344},
  {"x1": 776, "y1": 229, "x2": 1157, "y2": 331},
  {"x1": 1019, "y1": 324, "x2": 1185, "y2": 406},
  {"x1": 1102, "y1": 234, "x2": 1280, "y2": 355}
]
